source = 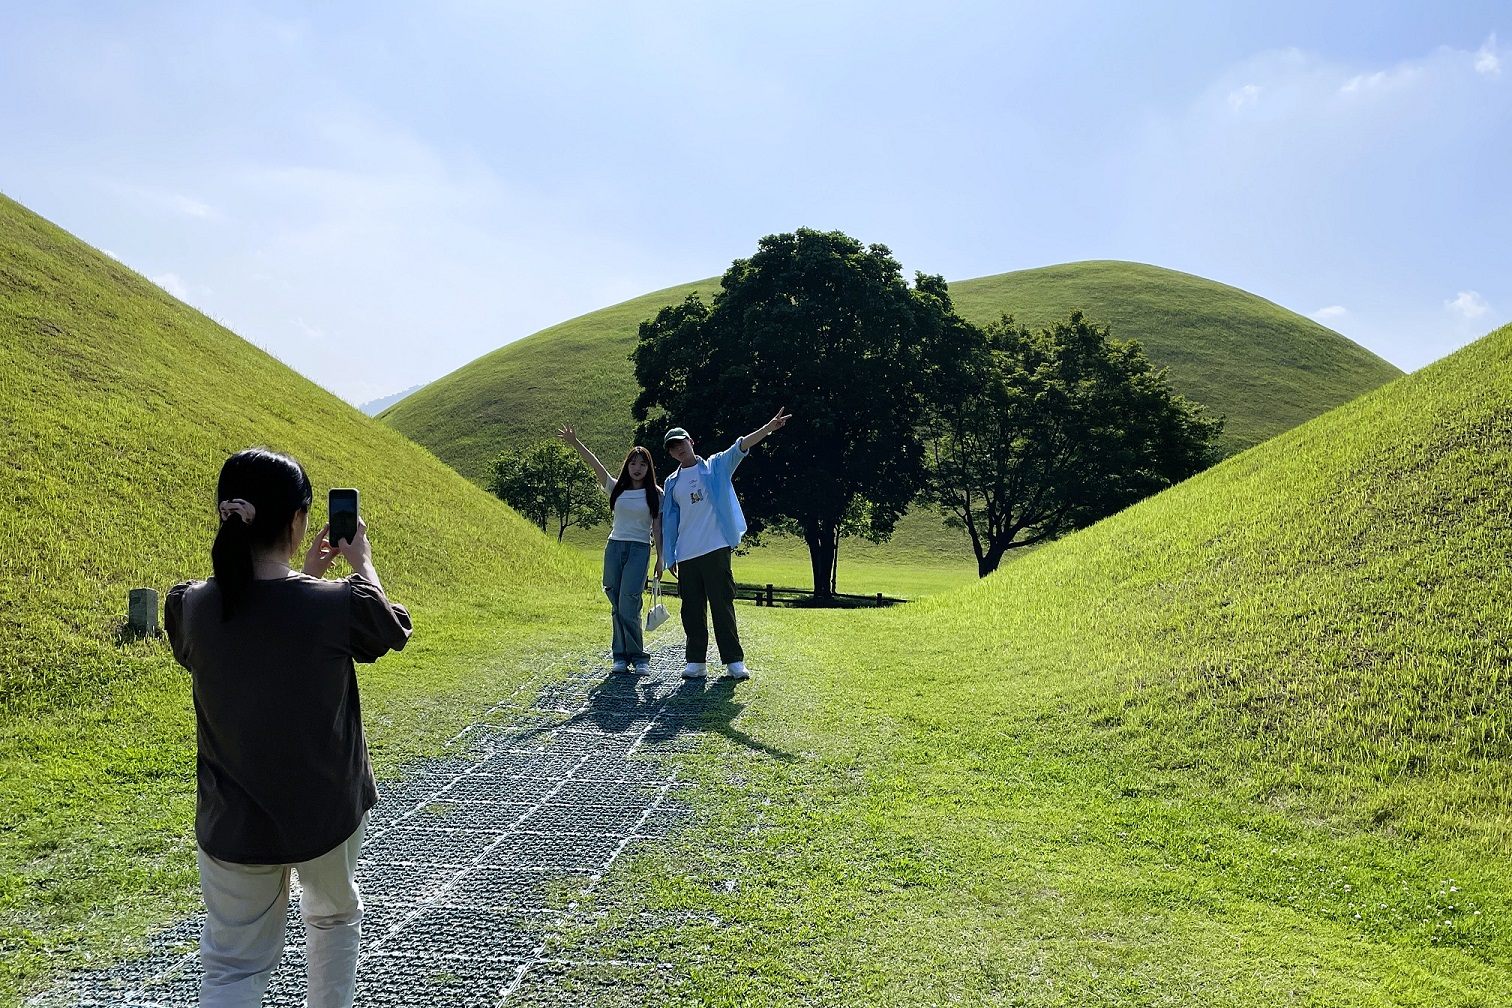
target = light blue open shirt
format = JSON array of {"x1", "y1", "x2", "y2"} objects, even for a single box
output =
[{"x1": 660, "y1": 437, "x2": 750, "y2": 565}]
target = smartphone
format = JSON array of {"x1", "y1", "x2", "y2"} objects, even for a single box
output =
[{"x1": 329, "y1": 488, "x2": 359, "y2": 548}]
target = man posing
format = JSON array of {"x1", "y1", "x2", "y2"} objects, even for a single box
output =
[{"x1": 659, "y1": 407, "x2": 792, "y2": 682}]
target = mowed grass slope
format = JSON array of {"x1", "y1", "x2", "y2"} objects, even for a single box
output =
[
  {"x1": 0, "y1": 194, "x2": 603, "y2": 1004},
  {"x1": 577, "y1": 323, "x2": 1512, "y2": 1003},
  {"x1": 380, "y1": 277, "x2": 720, "y2": 484},
  {"x1": 382, "y1": 260, "x2": 1400, "y2": 595},
  {"x1": 383, "y1": 260, "x2": 1400, "y2": 484},
  {"x1": 950, "y1": 260, "x2": 1403, "y2": 455}
]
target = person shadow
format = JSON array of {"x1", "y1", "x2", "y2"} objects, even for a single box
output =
[
  {"x1": 503, "y1": 671, "x2": 797, "y2": 763},
  {"x1": 642, "y1": 678, "x2": 798, "y2": 763}
]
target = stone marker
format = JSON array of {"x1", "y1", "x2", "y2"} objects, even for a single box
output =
[{"x1": 128, "y1": 587, "x2": 159, "y2": 636}]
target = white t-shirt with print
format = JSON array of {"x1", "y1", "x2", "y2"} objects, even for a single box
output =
[
  {"x1": 670, "y1": 463, "x2": 723, "y2": 562},
  {"x1": 603, "y1": 478, "x2": 654, "y2": 544}
]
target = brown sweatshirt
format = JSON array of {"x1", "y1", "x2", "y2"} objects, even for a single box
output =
[{"x1": 165, "y1": 573, "x2": 412, "y2": 864}]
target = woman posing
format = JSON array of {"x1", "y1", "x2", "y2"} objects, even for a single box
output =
[
  {"x1": 165, "y1": 448, "x2": 412, "y2": 1008},
  {"x1": 558, "y1": 425, "x2": 664, "y2": 675}
]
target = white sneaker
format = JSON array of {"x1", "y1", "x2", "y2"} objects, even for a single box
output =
[
  {"x1": 726, "y1": 661, "x2": 750, "y2": 681},
  {"x1": 611, "y1": 660, "x2": 629, "y2": 674},
  {"x1": 633, "y1": 661, "x2": 650, "y2": 676},
  {"x1": 682, "y1": 662, "x2": 708, "y2": 679}
]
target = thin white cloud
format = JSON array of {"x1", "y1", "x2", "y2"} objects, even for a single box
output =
[
  {"x1": 151, "y1": 272, "x2": 190, "y2": 300},
  {"x1": 99, "y1": 180, "x2": 222, "y2": 221},
  {"x1": 1124, "y1": 37, "x2": 1512, "y2": 372},
  {"x1": 171, "y1": 194, "x2": 217, "y2": 219},
  {"x1": 1476, "y1": 35, "x2": 1502, "y2": 77},
  {"x1": 1445, "y1": 290, "x2": 1490, "y2": 318},
  {"x1": 1228, "y1": 84, "x2": 1261, "y2": 111},
  {"x1": 1340, "y1": 65, "x2": 1426, "y2": 96},
  {"x1": 101, "y1": 249, "x2": 121, "y2": 260},
  {"x1": 293, "y1": 317, "x2": 328, "y2": 342}
]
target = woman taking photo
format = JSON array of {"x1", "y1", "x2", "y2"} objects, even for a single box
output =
[
  {"x1": 558, "y1": 425, "x2": 663, "y2": 675},
  {"x1": 165, "y1": 448, "x2": 412, "y2": 1008}
]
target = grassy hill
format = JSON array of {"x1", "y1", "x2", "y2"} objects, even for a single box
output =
[
  {"x1": 949, "y1": 260, "x2": 1403, "y2": 455},
  {"x1": 380, "y1": 277, "x2": 720, "y2": 484},
  {"x1": 575, "y1": 320, "x2": 1512, "y2": 1002},
  {"x1": 382, "y1": 261, "x2": 1401, "y2": 485},
  {"x1": 380, "y1": 260, "x2": 1401, "y2": 597},
  {"x1": 0, "y1": 194, "x2": 604, "y2": 1004}
]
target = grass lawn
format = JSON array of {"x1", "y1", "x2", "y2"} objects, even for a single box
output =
[
  {"x1": 562, "y1": 321, "x2": 1512, "y2": 1004},
  {"x1": 561, "y1": 505, "x2": 982, "y2": 601}
]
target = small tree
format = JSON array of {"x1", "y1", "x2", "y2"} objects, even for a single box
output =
[
  {"x1": 487, "y1": 441, "x2": 608, "y2": 542},
  {"x1": 925, "y1": 311, "x2": 1223, "y2": 576}
]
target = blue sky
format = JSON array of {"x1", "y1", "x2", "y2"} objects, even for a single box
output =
[{"x1": 2, "y1": 1, "x2": 1507, "y2": 404}]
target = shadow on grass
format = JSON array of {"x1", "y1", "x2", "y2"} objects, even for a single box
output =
[
  {"x1": 505, "y1": 672, "x2": 797, "y2": 763},
  {"x1": 114, "y1": 620, "x2": 162, "y2": 645}
]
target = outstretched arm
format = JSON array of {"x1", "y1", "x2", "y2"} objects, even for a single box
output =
[
  {"x1": 557, "y1": 424, "x2": 613, "y2": 486},
  {"x1": 738, "y1": 406, "x2": 793, "y2": 452}
]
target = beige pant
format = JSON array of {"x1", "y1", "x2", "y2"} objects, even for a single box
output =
[{"x1": 196, "y1": 815, "x2": 367, "y2": 1008}]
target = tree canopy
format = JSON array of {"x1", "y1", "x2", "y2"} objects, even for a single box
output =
[
  {"x1": 924, "y1": 311, "x2": 1224, "y2": 576},
  {"x1": 486, "y1": 441, "x2": 608, "y2": 542},
  {"x1": 631, "y1": 228, "x2": 976, "y2": 595}
]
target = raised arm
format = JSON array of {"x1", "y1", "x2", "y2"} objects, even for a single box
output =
[
  {"x1": 557, "y1": 424, "x2": 613, "y2": 487},
  {"x1": 738, "y1": 406, "x2": 793, "y2": 452}
]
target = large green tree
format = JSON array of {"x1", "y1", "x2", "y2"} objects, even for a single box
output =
[
  {"x1": 486, "y1": 441, "x2": 608, "y2": 542},
  {"x1": 925, "y1": 311, "x2": 1224, "y2": 577},
  {"x1": 631, "y1": 229, "x2": 976, "y2": 597}
]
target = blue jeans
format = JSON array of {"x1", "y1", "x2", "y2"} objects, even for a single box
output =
[{"x1": 602, "y1": 539, "x2": 651, "y2": 664}]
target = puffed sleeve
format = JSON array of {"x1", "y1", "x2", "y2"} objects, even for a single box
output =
[
  {"x1": 347, "y1": 574, "x2": 413, "y2": 663},
  {"x1": 164, "y1": 581, "x2": 194, "y2": 670}
]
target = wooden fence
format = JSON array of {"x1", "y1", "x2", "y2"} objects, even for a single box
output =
[{"x1": 650, "y1": 579, "x2": 906, "y2": 608}]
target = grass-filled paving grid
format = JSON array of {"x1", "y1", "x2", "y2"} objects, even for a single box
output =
[{"x1": 27, "y1": 639, "x2": 740, "y2": 1006}]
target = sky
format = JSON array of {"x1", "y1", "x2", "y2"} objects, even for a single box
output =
[{"x1": 2, "y1": 1, "x2": 1508, "y2": 405}]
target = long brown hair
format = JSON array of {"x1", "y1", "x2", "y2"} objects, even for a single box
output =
[{"x1": 609, "y1": 446, "x2": 660, "y2": 515}]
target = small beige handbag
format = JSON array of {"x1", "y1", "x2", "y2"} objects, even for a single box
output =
[{"x1": 645, "y1": 577, "x2": 670, "y2": 631}]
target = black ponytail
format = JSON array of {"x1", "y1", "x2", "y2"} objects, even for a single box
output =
[{"x1": 210, "y1": 448, "x2": 314, "y2": 620}]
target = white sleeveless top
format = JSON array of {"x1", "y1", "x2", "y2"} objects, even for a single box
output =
[{"x1": 603, "y1": 478, "x2": 654, "y2": 544}]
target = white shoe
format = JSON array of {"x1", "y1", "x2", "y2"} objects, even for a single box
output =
[
  {"x1": 726, "y1": 661, "x2": 750, "y2": 681},
  {"x1": 682, "y1": 662, "x2": 708, "y2": 679},
  {"x1": 633, "y1": 661, "x2": 650, "y2": 676},
  {"x1": 611, "y1": 660, "x2": 629, "y2": 674}
]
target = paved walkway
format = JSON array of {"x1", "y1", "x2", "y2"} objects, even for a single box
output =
[{"x1": 33, "y1": 635, "x2": 735, "y2": 1007}]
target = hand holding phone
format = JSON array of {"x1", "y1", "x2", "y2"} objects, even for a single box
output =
[{"x1": 329, "y1": 488, "x2": 359, "y2": 548}]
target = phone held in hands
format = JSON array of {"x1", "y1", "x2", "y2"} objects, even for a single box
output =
[{"x1": 329, "y1": 488, "x2": 359, "y2": 547}]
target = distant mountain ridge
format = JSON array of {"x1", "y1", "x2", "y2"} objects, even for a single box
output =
[{"x1": 359, "y1": 383, "x2": 425, "y2": 416}]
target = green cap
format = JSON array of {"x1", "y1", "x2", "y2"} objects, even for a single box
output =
[{"x1": 663, "y1": 426, "x2": 690, "y2": 446}]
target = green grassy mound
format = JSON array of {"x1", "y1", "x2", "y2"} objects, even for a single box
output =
[
  {"x1": 949, "y1": 260, "x2": 1403, "y2": 456},
  {"x1": 382, "y1": 260, "x2": 1399, "y2": 483},
  {"x1": 577, "y1": 322, "x2": 1512, "y2": 1002},
  {"x1": 380, "y1": 277, "x2": 719, "y2": 484},
  {"x1": 0, "y1": 194, "x2": 603, "y2": 1004},
  {"x1": 381, "y1": 260, "x2": 1400, "y2": 595}
]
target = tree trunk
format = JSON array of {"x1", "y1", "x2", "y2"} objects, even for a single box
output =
[
  {"x1": 977, "y1": 539, "x2": 1009, "y2": 577},
  {"x1": 829, "y1": 527, "x2": 840, "y2": 595},
  {"x1": 804, "y1": 521, "x2": 837, "y2": 598}
]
